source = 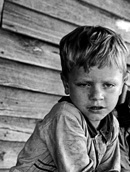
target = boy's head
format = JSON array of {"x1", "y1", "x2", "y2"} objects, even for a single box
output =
[
  {"x1": 60, "y1": 25, "x2": 128, "y2": 80},
  {"x1": 59, "y1": 26, "x2": 129, "y2": 128}
]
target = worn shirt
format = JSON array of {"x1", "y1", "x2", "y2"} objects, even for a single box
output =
[
  {"x1": 119, "y1": 127, "x2": 130, "y2": 172},
  {"x1": 10, "y1": 97, "x2": 120, "y2": 172}
]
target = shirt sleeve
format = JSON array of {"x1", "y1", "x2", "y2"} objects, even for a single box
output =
[
  {"x1": 96, "y1": 116, "x2": 120, "y2": 172},
  {"x1": 47, "y1": 111, "x2": 95, "y2": 172},
  {"x1": 9, "y1": 121, "x2": 48, "y2": 172}
]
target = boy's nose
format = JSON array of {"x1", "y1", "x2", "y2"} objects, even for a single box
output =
[{"x1": 89, "y1": 86, "x2": 104, "y2": 101}]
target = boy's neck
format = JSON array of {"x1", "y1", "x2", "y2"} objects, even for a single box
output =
[{"x1": 89, "y1": 120, "x2": 100, "y2": 129}]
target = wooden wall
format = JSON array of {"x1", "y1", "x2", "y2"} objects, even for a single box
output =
[{"x1": 0, "y1": 0, "x2": 130, "y2": 171}]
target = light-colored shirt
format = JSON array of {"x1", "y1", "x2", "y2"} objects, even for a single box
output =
[{"x1": 10, "y1": 97, "x2": 120, "y2": 172}]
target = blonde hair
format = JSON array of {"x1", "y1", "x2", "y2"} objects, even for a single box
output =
[{"x1": 60, "y1": 26, "x2": 129, "y2": 79}]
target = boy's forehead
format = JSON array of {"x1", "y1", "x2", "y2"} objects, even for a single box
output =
[{"x1": 70, "y1": 65, "x2": 123, "y2": 81}]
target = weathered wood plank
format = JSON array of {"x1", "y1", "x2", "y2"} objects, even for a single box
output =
[
  {"x1": 0, "y1": 28, "x2": 61, "y2": 71},
  {"x1": 0, "y1": 28, "x2": 130, "y2": 66},
  {"x1": 0, "y1": 115, "x2": 37, "y2": 133},
  {"x1": 0, "y1": 86, "x2": 61, "y2": 119},
  {"x1": 7, "y1": 0, "x2": 130, "y2": 25},
  {"x1": 2, "y1": 1, "x2": 76, "y2": 45},
  {"x1": 0, "y1": 115, "x2": 36, "y2": 142},
  {"x1": 2, "y1": 0, "x2": 130, "y2": 44},
  {"x1": 0, "y1": 58, "x2": 64, "y2": 95},
  {"x1": 81, "y1": 0, "x2": 130, "y2": 21},
  {"x1": 0, "y1": 140, "x2": 24, "y2": 169},
  {"x1": 0, "y1": 128, "x2": 31, "y2": 142}
]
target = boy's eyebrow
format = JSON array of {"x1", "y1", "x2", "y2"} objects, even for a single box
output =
[
  {"x1": 74, "y1": 78, "x2": 119, "y2": 83},
  {"x1": 74, "y1": 78, "x2": 91, "y2": 82}
]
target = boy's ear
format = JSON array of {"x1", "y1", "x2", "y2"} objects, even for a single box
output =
[
  {"x1": 118, "y1": 83, "x2": 128, "y2": 104},
  {"x1": 118, "y1": 71, "x2": 130, "y2": 104},
  {"x1": 124, "y1": 70, "x2": 130, "y2": 83},
  {"x1": 60, "y1": 73, "x2": 69, "y2": 95}
]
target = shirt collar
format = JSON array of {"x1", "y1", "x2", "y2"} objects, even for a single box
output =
[
  {"x1": 59, "y1": 96, "x2": 114, "y2": 143},
  {"x1": 58, "y1": 96, "x2": 72, "y2": 103},
  {"x1": 85, "y1": 112, "x2": 114, "y2": 143}
]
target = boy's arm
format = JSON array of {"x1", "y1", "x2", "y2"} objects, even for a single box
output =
[
  {"x1": 49, "y1": 112, "x2": 94, "y2": 172},
  {"x1": 10, "y1": 112, "x2": 94, "y2": 172},
  {"x1": 9, "y1": 121, "x2": 48, "y2": 172}
]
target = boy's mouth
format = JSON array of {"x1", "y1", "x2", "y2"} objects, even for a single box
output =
[{"x1": 88, "y1": 106, "x2": 105, "y2": 111}]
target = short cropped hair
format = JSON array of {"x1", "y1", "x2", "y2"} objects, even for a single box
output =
[{"x1": 59, "y1": 25, "x2": 129, "y2": 79}]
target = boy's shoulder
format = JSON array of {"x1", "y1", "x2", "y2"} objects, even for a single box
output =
[
  {"x1": 40, "y1": 96, "x2": 83, "y2": 124},
  {"x1": 53, "y1": 96, "x2": 82, "y2": 119}
]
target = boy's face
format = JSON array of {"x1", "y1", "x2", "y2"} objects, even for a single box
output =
[{"x1": 62, "y1": 65, "x2": 124, "y2": 128}]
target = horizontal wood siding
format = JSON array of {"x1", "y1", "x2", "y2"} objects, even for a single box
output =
[
  {"x1": 0, "y1": 86, "x2": 61, "y2": 119},
  {"x1": 2, "y1": 1, "x2": 76, "y2": 44},
  {"x1": 0, "y1": 26, "x2": 63, "y2": 168},
  {"x1": 2, "y1": 0, "x2": 130, "y2": 43},
  {"x1": 81, "y1": 0, "x2": 130, "y2": 21},
  {"x1": 0, "y1": 28, "x2": 61, "y2": 70},
  {"x1": 0, "y1": 140, "x2": 25, "y2": 169},
  {"x1": 0, "y1": 58, "x2": 64, "y2": 95},
  {"x1": 0, "y1": 0, "x2": 130, "y2": 170},
  {"x1": 0, "y1": 92, "x2": 61, "y2": 142},
  {"x1": 8, "y1": 0, "x2": 130, "y2": 22}
]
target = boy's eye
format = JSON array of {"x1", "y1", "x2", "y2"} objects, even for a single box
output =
[
  {"x1": 76, "y1": 82, "x2": 91, "y2": 87},
  {"x1": 103, "y1": 83, "x2": 115, "y2": 88}
]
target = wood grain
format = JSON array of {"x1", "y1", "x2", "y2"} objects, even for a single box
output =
[
  {"x1": 2, "y1": 1, "x2": 76, "y2": 44},
  {"x1": 0, "y1": 140, "x2": 24, "y2": 169},
  {"x1": 7, "y1": 0, "x2": 130, "y2": 25},
  {"x1": 81, "y1": 0, "x2": 130, "y2": 21},
  {"x1": 1, "y1": 0, "x2": 130, "y2": 170},
  {"x1": 0, "y1": 28, "x2": 61, "y2": 70},
  {"x1": 0, "y1": 58, "x2": 64, "y2": 95},
  {"x1": 0, "y1": 86, "x2": 61, "y2": 118},
  {"x1": 2, "y1": 0, "x2": 130, "y2": 43}
]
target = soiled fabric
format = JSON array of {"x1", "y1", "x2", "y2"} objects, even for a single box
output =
[
  {"x1": 119, "y1": 127, "x2": 130, "y2": 172},
  {"x1": 10, "y1": 97, "x2": 120, "y2": 172}
]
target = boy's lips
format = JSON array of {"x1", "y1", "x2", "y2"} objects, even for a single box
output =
[{"x1": 88, "y1": 106, "x2": 105, "y2": 111}]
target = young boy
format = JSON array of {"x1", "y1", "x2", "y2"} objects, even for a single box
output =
[{"x1": 10, "y1": 26, "x2": 129, "y2": 172}]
